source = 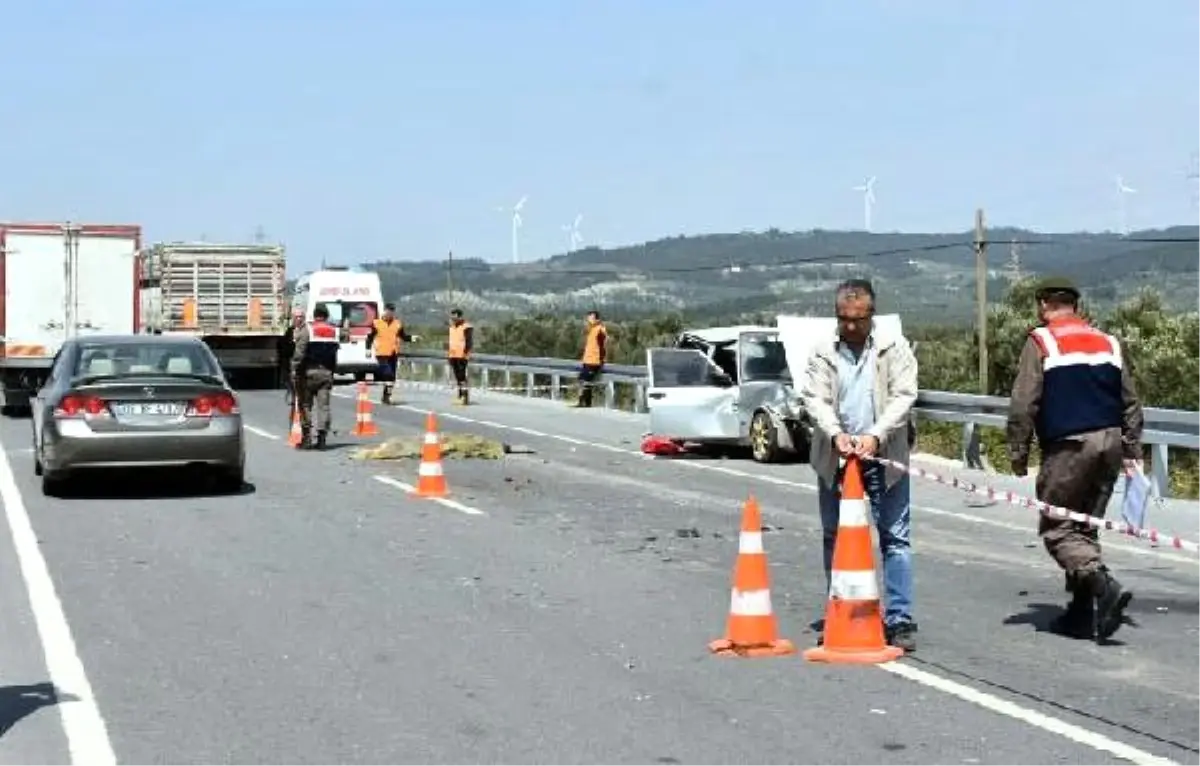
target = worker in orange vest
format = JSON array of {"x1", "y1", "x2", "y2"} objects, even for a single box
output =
[
  {"x1": 366, "y1": 303, "x2": 416, "y2": 405},
  {"x1": 446, "y1": 308, "x2": 474, "y2": 405},
  {"x1": 575, "y1": 310, "x2": 607, "y2": 408}
]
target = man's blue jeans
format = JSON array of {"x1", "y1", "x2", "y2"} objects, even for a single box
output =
[{"x1": 817, "y1": 461, "x2": 914, "y2": 627}]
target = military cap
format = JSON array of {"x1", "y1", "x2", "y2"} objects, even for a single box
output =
[{"x1": 1034, "y1": 276, "x2": 1080, "y2": 300}]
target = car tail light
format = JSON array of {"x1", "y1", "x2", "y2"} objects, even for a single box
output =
[
  {"x1": 53, "y1": 394, "x2": 110, "y2": 419},
  {"x1": 186, "y1": 392, "x2": 239, "y2": 417}
]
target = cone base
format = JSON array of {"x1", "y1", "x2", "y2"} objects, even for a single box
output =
[
  {"x1": 411, "y1": 486, "x2": 449, "y2": 499},
  {"x1": 352, "y1": 427, "x2": 380, "y2": 437},
  {"x1": 708, "y1": 637, "x2": 796, "y2": 658},
  {"x1": 802, "y1": 644, "x2": 904, "y2": 664}
]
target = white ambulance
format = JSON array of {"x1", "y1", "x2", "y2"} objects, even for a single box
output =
[{"x1": 292, "y1": 268, "x2": 384, "y2": 380}]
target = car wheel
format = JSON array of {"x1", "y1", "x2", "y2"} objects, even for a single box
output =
[
  {"x1": 213, "y1": 466, "x2": 245, "y2": 494},
  {"x1": 41, "y1": 471, "x2": 68, "y2": 498},
  {"x1": 750, "y1": 411, "x2": 782, "y2": 464}
]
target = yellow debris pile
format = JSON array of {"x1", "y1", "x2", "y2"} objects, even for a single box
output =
[{"x1": 350, "y1": 433, "x2": 507, "y2": 461}]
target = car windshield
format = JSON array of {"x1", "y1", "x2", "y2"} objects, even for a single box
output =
[
  {"x1": 740, "y1": 335, "x2": 791, "y2": 382},
  {"x1": 73, "y1": 341, "x2": 222, "y2": 379},
  {"x1": 323, "y1": 301, "x2": 378, "y2": 328}
]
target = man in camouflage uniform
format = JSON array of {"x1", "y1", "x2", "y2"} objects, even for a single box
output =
[
  {"x1": 290, "y1": 303, "x2": 339, "y2": 450},
  {"x1": 1006, "y1": 277, "x2": 1143, "y2": 642}
]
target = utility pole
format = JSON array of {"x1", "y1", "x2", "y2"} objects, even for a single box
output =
[
  {"x1": 1007, "y1": 237, "x2": 1022, "y2": 282},
  {"x1": 445, "y1": 249, "x2": 455, "y2": 309},
  {"x1": 974, "y1": 208, "x2": 988, "y2": 395}
]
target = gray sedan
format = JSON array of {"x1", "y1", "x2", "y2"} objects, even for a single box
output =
[{"x1": 31, "y1": 334, "x2": 246, "y2": 497}]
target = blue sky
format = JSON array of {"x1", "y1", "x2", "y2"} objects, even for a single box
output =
[{"x1": 1, "y1": 0, "x2": 1196, "y2": 272}]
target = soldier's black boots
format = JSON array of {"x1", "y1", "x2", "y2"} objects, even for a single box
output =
[
  {"x1": 381, "y1": 386, "x2": 393, "y2": 406},
  {"x1": 1052, "y1": 590, "x2": 1096, "y2": 640},
  {"x1": 1057, "y1": 568, "x2": 1131, "y2": 642},
  {"x1": 1088, "y1": 568, "x2": 1132, "y2": 641},
  {"x1": 314, "y1": 430, "x2": 328, "y2": 451}
]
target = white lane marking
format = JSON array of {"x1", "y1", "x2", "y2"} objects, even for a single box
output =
[
  {"x1": 243, "y1": 425, "x2": 280, "y2": 441},
  {"x1": 879, "y1": 662, "x2": 1177, "y2": 765},
  {"x1": 372, "y1": 475, "x2": 486, "y2": 516},
  {"x1": 335, "y1": 390, "x2": 1188, "y2": 760},
  {"x1": 0, "y1": 434, "x2": 117, "y2": 764}
]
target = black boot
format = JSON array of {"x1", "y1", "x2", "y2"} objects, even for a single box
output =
[
  {"x1": 1085, "y1": 568, "x2": 1133, "y2": 642},
  {"x1": 314, "y1": 430, "x2": 328, "y2": 451},
  {"x1": 297, "y1": 428, "x2": 313, "y2": 450},
  {"x1": 381, "y1": 386, "x2": 392, "y2": 406},
  {"x1": 459, "y1": 387, "x2": 469, "y2": 406},
  {"x1": 1051, "y1": 588, "x2": 1096, "y2": 640}
]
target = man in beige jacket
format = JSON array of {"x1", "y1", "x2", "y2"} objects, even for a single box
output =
[{"x1": 800, "y1": 279, "x2": 920, "y2": 651}]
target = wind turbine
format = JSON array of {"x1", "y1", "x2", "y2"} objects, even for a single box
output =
[
  {"x1": 1115, "y1": 175, "x2": 1136, "y2": 235},
  {"x1": 852, "y1": 176, "x2": 877, "y2": 232},
  {"x1": 562, "y1": 213, "x2": 583, "y2": 254},
  {"x1": 496, "y1": 195, "x2": 528, "y2": 263}
]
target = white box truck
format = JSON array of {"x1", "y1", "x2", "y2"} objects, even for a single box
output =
[{"x1": 0, "y1": 222, "x2": 141, "y2": 414}]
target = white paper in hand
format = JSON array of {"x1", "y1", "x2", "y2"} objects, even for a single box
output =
[{"x1": 1121, "y1": 467, "x2": 1152, "y2": 531}]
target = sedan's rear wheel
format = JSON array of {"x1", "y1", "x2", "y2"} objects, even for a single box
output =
[
  {"x1": 213, "y1": 466, "x2": 245, "y2": 494},
  {"x1": 41, "y1": 471, "x2": 69, "y2": 498}
]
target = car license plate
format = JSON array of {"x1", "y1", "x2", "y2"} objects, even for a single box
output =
[{"x1": 112, "y1": 401, "x2": 185, "y2": 417}]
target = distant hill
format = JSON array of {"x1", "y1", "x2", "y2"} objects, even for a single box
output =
[{"x1": 326, "y1": 225, "x2": 1197, "y2": 326}]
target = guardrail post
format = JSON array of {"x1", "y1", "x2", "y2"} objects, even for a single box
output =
[
  {"x1": 426, "y1": 363, "x2": 436, "y2": 382},
  {"x1": 504, "y1": 369, "x2": 513, "y2": 391},
  {"x1": 480, "y1": 367, "x2": 490, "y2": 391},
  {"x1": 1149, "y1": 443, "x2": 1171, "y2": 498},
  {"x1": 525, "y1": 374, "x2": 535, "y2": 398},
  {"x1": 634, "y1": 383, "x2": 647, "y2": 413},
  {"x1": 551, "y1": 374, "x2": 562, "y2": 401},
  {"x1": 603, "y1": 380, "x2": 615, "y2": 409},
  {"x1": 961, "y1": 422, "x2": 984, "y2": 470}
]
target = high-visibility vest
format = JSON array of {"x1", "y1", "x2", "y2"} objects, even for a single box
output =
[
  {"x1": 448, "y1": 322, "x2": 472, "y2": 359},
  {"x1": 582, "y1": 322, "x2": 606, "y2": 365},
  {"x1": 304, "y1": 320, "x2": 340, "y2": 371},
  {"x1": 1030, "y1": 317, "x2": 1124, "y2": 443},
  {"x1": 372, "y1": 318, "x2": 403, "y2": 356}
]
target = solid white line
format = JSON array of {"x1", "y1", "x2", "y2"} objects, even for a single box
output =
[
  {"x1": 0, "y1": 434, "x2": 117, "y2": 764},
  {"x1": 243, "y1": 425, "x2": 280, "y2": 441},
  {"x1": 879, "y1": 661, "x2": 1177, "y2": 765},
  {"x1": 372, "y1": 475, "x2": 486, "y2": 516}
]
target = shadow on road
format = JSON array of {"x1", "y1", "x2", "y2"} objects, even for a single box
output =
[
  {"x1": 54, "y1": 468, "x2": 257, "y2": 500},
  {"x1": 0, "y1": 682, "x2": 76, "y2": 739},
  {"x1": 1003, "y1": 601, "x2": 1129, "y2": 646}
]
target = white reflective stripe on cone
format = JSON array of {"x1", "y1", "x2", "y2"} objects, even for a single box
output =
[
  {"x1": 830, "y1": 568, "x2": 879, "y2": 600},
  {"x1": 838, "y1": 497, "x2": 870, "y2": 527},
  {"x1": 738, "y1": 531, "x2": 764, "y2": 554},
  {"x1": 729, "y1": 588, "x2": 773, "y2": 617},
  {"x1": 418, "y1": 462, "x2": 443, "y2": 477},
  {"x1": 424, "y1": 432, "x2": 439, "y2": 444}
]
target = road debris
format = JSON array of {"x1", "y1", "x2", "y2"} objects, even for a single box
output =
[{"x1": 351, "y1": 434, "x2": 507, "y2": 461}]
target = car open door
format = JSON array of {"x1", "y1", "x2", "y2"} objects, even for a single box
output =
[{"x1": 645, "y1": 347, "x2": 740, "y2": 440}]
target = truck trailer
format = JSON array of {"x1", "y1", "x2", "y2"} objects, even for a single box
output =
[
  {"x1": 139, "y1": 242, "x2": 288, "y2": 388},
  {"x1": 0, "y1": 222, "x2": 141, "y2": 414}
]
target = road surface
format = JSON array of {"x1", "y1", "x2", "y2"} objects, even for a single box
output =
[{"x1": 0, "y1": 380, "x2": 1193, "y2": 764}]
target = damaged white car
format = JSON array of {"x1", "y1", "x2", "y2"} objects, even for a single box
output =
[{"x1": 644, "y1": 326, "x2": 813, "y2": 463}]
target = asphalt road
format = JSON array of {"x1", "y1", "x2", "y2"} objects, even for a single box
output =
[{"x1": 0, "y1": 380, "x2": 1193, "y2": 764}]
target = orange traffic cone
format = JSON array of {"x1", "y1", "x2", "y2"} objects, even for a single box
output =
[
  {"x1": 412, "y1": 412, "x2": 449, "y2": 498},
  {"x1": 288, "y1": 403, "x2": 303, "y2": 447},
  {"x1": 804, "y1": 456, "x2": 904, "y2": 665},
  {"x1": 709, "y1": 496, "x2": 796, "y2": 658},
  {"x1": 351, "y1": 381, "x2": 380, "y2": 437}
]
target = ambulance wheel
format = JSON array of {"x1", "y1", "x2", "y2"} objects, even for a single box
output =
[{"x1": 750, "y1": 411, "x2": 783, "y2": 464}]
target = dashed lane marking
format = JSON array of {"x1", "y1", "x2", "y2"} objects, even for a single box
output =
[
  {"x1": 243, "y1": 425, "x2": 280, "y2": 441},
  {"x1": 372, "y1": 475, "x2": 486, "y2": 516},
  {"x1": 0, "y1": 431, "x2": 117, "y2": 764}
]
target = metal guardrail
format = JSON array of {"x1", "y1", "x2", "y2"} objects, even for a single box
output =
[{"x1": 398, "y1": 349, "x2": 1199, "y2": 498}]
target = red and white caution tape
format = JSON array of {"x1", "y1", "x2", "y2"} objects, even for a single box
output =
[{"x1": 867, "y1": 456, "x2": 1200, "y2": 555}]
